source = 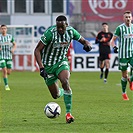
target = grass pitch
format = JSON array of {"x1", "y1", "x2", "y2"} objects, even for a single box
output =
[{"x1": 0, "y1": 71, "x2": 133, "y2": 133}]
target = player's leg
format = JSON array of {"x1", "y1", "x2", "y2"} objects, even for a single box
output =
[
  {"x1": 128, "y1": 58, "x2": 133, "y2": 90},
  {"x1": 45, "y1": 59, "x2": 74, "y2": 123},
  {"x1": 104, "y1": 59, "x2": 110, "y2": 83},
  {"x1": 99, "y1": 55, "x2": 104, "y2": 79},
  {"x1": 119, "y1": 58, "x2": 129, "y2": 100},
  {"x1": 121, "y1": 70, "x2": 129, "y2": 100},
  {"x1": 99, "y1": 61, "x2": 104, "y2": 79},
  {"x1": 6, "y1": 59, "x2": 12, "y2": 75},
  {"x1": 58, "y1": 70, "x2": 74, "y2": 123},
  {"x1": 5, "y1": 60, "x2": 13, "y2": 90},
  {"x1": 44, "y1": 64, "x2": 64, "y2": 99},
  {"x1": 47, "y1": 81, "x2": 64, "y2": 99},
  {"x1": 2, "y1": 67, "x2": 10, "y2": 90},
  {"x1": 0, "y1": 59, "x2": 10, "y2": 90}
]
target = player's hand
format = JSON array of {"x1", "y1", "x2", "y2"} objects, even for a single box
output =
[
  {"x1": 83, "y1": 45, "x2": 92, "y2": 52},
  {"x1": 100, "y1": 37, "x2": 106, "y2": 42},
  {"x1": 113, "y1": 46, "x2": 118, "y2": 53},
  {"x1": 40, "y1": 68, "x2": 48, "y2": 80}
]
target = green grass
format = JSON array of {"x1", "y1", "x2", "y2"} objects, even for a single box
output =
[{"x1": 0, "y1": 71, "x2": 133, "y2": 133}]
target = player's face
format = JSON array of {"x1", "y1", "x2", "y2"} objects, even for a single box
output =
[
  {"x1": 56, "y1": 21, "x2": 67, "y2": 35},
  {"x1": 123, "y1": 13, "x2": 132, "y2": 26},
  {"x1": 102, "y1": 24, "x2": 108, "y2": 31},
  {"x1": 1, "y1": 26, "x2": 7, "y2": 34}
]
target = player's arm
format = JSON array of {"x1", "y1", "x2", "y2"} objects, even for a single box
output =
[
  {"x1": 72, "y1": 27, "x2": 92, "y2": 52},
  {"x1": 95, "y1": 32, "x2": 101, "y2": 44},
  {"x1": 11, "y1": 36, "x2": 16, "y2": 54},
  {"x1": 34, "y1": 41, "x2": 44, "y2": 69},
  {"x1": 34, "y1": 41, "x2": 48, "y2": 79},
  {"x1": 111, "y1": 26, "x2": 120, "y2": 53},
  {"x1": 34, "y1": 28, "x2": 52, "y2": 79},
  {"x1": 34, "y1": 28, "x2": 52, "y2": 68},
  {"x1": 11, "y1": 42, "x2": 16, "y2": 54},
  {"x1": 78, "y1": 36, "x2": 92, "y2": 51},
  {"x1": 111, "y1": 36, "x2": 118, "y2": 53}
]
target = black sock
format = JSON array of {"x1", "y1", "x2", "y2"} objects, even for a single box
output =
[
  {"x1": 105, "y1": 68, "x2": 109, "y2": 79},
  {"x1": 101, "y1": 68, "x2": 103, "y2": 73}
]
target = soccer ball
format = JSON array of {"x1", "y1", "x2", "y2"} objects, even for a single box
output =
[{"x1": 44, "y1": 102, "x2": 61, "y2": 118}]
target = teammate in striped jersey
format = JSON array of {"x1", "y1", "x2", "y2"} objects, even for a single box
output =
[
  {"x1": 34, "y1": 15, "x2": 92, "y2": 123},
  {"x1": 111, "y1": 10, "x2": 133, "y2": 100},
  {"x1": 0, "y1": 25, "x2": 16, "y2": 90}
]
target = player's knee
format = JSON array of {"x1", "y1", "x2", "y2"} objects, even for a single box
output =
[
  {"x1": 52, "y1": 94, "x2": 59, "y2": 99},
  {"x1": 7, "y1": 72, "x2": 11, "y2": 75},
  {"x1": 61, "y1": 78, "x2": 70, "y2": 89}
]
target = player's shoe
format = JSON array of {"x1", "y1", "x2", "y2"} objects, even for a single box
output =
[
  {"x1": 122, "y1": 93, "x2": 129, "y2": 101},
  {"x1": 100, "y1": 73, "x2": 103, "y2": 79},
  {"x1": 66, "y1": 113, "x2": 74, "y2": 124},
  {"x1": 128, "y1": 78, "x2": 133, "y2": 91},
  {"x1": 5, "y1": 85, "x2": 10, "y2": 91},
  {"x1": 104, "y1": 79, "x2": 107, "y2": 83}
]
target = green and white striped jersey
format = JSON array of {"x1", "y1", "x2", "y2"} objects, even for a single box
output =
[
  {"x1": 40, "y1": 25, "x2": 81, "y2": 66},
  {"x1": 114, "y1": 23, "x2": 133, "y2": 59},
  {"x1": 0, "y1": 34, "x2": 15, "y2": 59}
]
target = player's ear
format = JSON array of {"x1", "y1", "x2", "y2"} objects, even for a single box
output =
[{"x1": 66, "y1": 22, "x2": 68, "y2": 26}]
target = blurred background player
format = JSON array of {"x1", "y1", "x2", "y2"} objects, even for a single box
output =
[
  {"x1": 111, "y1": 10, "x2": 133, "y2": 100},
  {"x1": 95, "y1": 22, "x2": 113, "y2": 83},
  {"x1": 0, "y1": 25, "x2": 16, "y2": 90},
  {"x1": 34, "y1": 15, "x2": 92, "y2": 123}
]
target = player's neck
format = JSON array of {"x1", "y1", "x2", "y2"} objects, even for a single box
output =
[
  {"x1": 103, "y1": 30, "x2": 108, "y2": 33},
  {"x1": 2, "y1": 33, "x2": 7, "y2": 36},
  {"x1": 125, "y1": 23, "x2": 131, "y2": 27}
]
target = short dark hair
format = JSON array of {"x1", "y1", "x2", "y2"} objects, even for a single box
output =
[
  {"x1": 1, "y1": 24, "x2": 7, "y2": 27},
  {"x1": 124, "y1": 10, "x2": 132, "y2": 14},
  {"x1": 102, "y1": 22, "x2": 108, "y2": 25},
  {"x1": 56, "y1": 15, "x2": 67, "y2": 22}
]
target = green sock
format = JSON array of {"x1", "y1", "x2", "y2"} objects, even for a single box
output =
[
  {"x1": 121, "y1": 77, "x2": 127, "y2": 93},
  {"x1": 130, "y1": 75, "x2": 133, "y2": 81},
  {"x1": 64, "y1": 90, "x2": 72, "y2": 113},
  {"x1": 58, "y1": 88, "x2": 64, "y2": 97},
  {"x1": 3, "y1": 78, "x2": 8, "y2": 86}
]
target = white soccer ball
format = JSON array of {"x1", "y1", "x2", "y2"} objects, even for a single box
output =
[{"x1": 44, "y1": 102, "x2": 61, "y2": 118}]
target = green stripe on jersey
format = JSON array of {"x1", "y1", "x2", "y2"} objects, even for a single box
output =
[
  {"x1": 114, "y1": 23, "x2": 133, "y2": 59},
  {"x1": 0, "y1": 34, "x2": 14, "y2": 59},
  {"x1": 40, "y1": 25, "x2": 81, "y2": 66}
]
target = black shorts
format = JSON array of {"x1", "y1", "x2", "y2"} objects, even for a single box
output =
[{"x1": 99, "y1": 53, "x2": 111, "y2": 61}]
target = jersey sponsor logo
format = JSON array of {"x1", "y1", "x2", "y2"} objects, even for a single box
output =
[
  {"x1": 0, "y1": 42, "x2": 11, "y2": 46},
  {"x1": 53, "y1": 42, "x2": 69, "y2": 48},
  {"x1": 123, "y1": 34, "x2": 133, "y2": 38}
]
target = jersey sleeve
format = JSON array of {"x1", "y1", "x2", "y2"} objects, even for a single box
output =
[
  {"x1": 114, "y1": 26, "x2": 120, "y2": 37},
  {"x1": 71, "y1": 27, "x2": 81, "y2": 41},
  {"x1": 40, "y1": 29, "x2": 52, "y2": 45},
  {"x1": 11, "y1": 35, "x2": 15, "y2": 43}
]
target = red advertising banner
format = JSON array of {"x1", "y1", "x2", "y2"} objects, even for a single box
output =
[
  {"x1": 12, "y1": 55, "x2": 37, "y2": 71},
  {"x1": 82, "y1": 0, "x2": 133, "y2": 22}
]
